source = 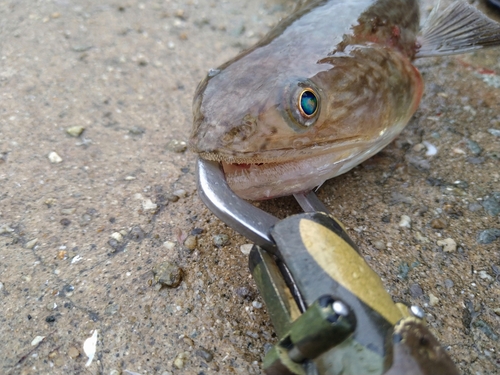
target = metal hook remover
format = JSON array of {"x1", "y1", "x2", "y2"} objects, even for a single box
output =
[{"x1": 195, "y1": 158, "x2": 460, "y2": 375}]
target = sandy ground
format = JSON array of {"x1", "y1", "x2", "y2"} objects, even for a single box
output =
[{"x1": 1, "y1": 0, "x2": 500, "y2": 374}]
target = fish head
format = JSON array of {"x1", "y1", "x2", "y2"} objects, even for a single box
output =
[{"x1": 190, "y1": 45, "x2": 422, "y2": 200}]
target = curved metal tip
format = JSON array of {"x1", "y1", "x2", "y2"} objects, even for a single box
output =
[{"x1": 195, "y1": 158, "x2": 278, "y2": 252}]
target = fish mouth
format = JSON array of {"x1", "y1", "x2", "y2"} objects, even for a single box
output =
[{"x1": 197, "y1": 137, "x2": 374, "y2": 200}]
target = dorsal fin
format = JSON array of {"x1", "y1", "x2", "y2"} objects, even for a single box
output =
[{"x1": 417, "y1": 1, "x2": 500, "y2": 58}]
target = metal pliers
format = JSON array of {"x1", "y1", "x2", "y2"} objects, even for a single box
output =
[{"x1": 196, "y1": 158, "x2": 459, "y2": 375}]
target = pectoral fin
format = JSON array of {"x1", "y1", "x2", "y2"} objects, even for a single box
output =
[{"x1": 417, "y1": 1, "x2": 500, "y2": 58}]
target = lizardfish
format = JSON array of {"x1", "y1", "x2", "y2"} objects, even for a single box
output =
[{"x1": 190, "y1": 0, "x2": 500, "y2": 200}]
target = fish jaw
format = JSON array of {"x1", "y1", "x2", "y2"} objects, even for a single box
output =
[{"x1": 219, "y1": 114, "x2": 417, "y2": 200}]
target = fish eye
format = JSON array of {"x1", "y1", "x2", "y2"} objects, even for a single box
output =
[
  {"x1": 281, "y1": 80, "x2": 321, "y2": 132},
  {"x1": 298, "y1": 89, "x2": 319, "y2": 118}
]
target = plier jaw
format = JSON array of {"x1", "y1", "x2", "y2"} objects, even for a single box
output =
[{"x1": 195, "y1": 157, "x2": 460, "y2": 375}]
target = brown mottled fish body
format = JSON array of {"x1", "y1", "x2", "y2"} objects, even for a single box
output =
[{"x1": 190, "y1": 0, "x2": 500, "y2": 199}]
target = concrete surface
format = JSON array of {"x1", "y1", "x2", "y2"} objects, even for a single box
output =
[{"x1": 1, "y1": 0, "x2": 499, "y2": 374}]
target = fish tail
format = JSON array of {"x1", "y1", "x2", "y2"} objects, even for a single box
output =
[{"x1": 416, "y1": 0, "x2": 500, "y2": 58}]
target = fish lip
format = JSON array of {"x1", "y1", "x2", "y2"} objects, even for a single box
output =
[{"x1": 197, "y1": 135, "x2": 364, "y2": 165}]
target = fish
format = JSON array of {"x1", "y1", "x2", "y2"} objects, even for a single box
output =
[{"x1": 190, "y1": 0, "x2": 500, "y2": 200}]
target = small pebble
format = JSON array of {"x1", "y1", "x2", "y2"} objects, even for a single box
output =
[
  {"x1": 468, "y1": 202, "x2": 483, "y2": 212},
  {"x1": 444, "y1": 279, "x2": 454, "y2": 288},
  {"x1": 60, "y1": 208, "x2": 76, "y2": 215},
  {"x1": 173, "y1": 189, "x2": 187, "y2": 198},
  {"x1": 390, "y1": 192, "x2": 413, "y2": 205},
  {"x1": 195, "y1": 347, "x2": 214, "y2": 362},
  {"x1": 477, "y1": 229, "x2": 500, "y2": 244},
  {"x1": 60, "y1": 218, "x2": 71, "y2": 227},
  {"x1": 413, "y1": 232, "x2": 429, "y2": 243},
  {"x1": 166, "y1": 140, "x2": 187, "y2": 153},
  {"x1": 442, "y1": 186, "x2": 467, "y2": 196},
  {"x1": 478, "y1": 270, "x2": 494, "y2": 282},
  {"x1": 48, "y1": 151, "x2": 63, "y2": 163},
  {"x1": 191, "y1": 228, "x2": 203, "y2": 235},
  {"x1": 473, "y1": 320, "x2": 499, "y2": 341},
  {"x1": 240, "y1": 244, "x2": 253, "y2": 255},
  {"x1": 399, "y1": 215, "x2": 411, "y2": 228},
  {"x1": 111, "y1": 232, "x2": 123, "y2": 242},
  {"x1": 166, "y1": 193, "x2": 179, "y2": 202},
  {"x1": 184, "y1": 235, "x2": 197, "y2": 250},
  {"x1": 406, "y1": 155, "x2": 430, "y2": 170},
  {"x1": 66, "y1": 126, "x2": 84, "y2": 137},
  {"x1": 173, "y1": 352, "x2": 190, "y2": 369},
  {"x1": 398, "y1": 262, "x2": 411, "y2": 280},
  {"x1": 235, "y1": 287, "x2": 251, "y2": 299},
  {"x1": 409, "y1": 283, "x2": 423, "y2": 298},
  {"x1": 429, "y1": 293, "x2": 439, "y2": 306},
  {"x1": 466, "y1": 157, "x2": 484, "y2": 164},
  {"x1": 105, "y1": 303, "x2": 119, "y2": 315},
  {"x1": 129, "y1": 226, "x2": 145, "y2": 241},
  {"x1": 129, "y1": 126, "x2": 145, "y2": 135},
  {"x1": 252, "y1": 301, "x2": 263, "y2": 309},
  {"x1": 372, "y1": 240, "x2": 386, "y2": 250},
  {"x1": 67, "y1": 346, "x2": 80, "y2": 359},
  {"x1": 152, "y1": 261, "x2": 183, "y2": 288},
  {"x1": 46, "y1": 302, "x2": 57, "y2": 311},
  {"x1": 482, "y1": 196, "x2": 500, "y2": 216},
  {"x1": 108, "y1": 238, "x2": 122, "y2": 252},
  {"x1": 62, "y1": 284, "x2": 74, "y2": 296},
  {"x1": 79, "y1": 213, "x2": 92, "y2": 226},
  {"x1": 437, "y1": 238, "x2": 457, "y2": 253},
  {"x1": 430, "y1": 218, "x2": 447, "y2": 229},
  {"x1": 487, "y1": 128, "x2": 500, "y2": 137},
  {"x1": 466, "y1": 139, "x2": 482, "y2": 155},
  {"x1": 0, "y1": 224, "x2": 14, "y2": 234},
  {"x1": 413, "y1": 143, "x2": 425, "y2": 152},
  {"x1": 31, "y1": 336, "x2": 45, "y2": 346},
  {"x1": 57, "y1": 250, "x2": 67, "y2": 260},
  {"x1": 213, "y1": 234, "x2": 230, "y2": 247},
  {"x1": 25, "y1": 238, "x2": 38, "y2": 249},
  {"x1": 142, "y1": 199, "x2": 158, "y2": 211},
  {"x1": 163, "y1": 241, "x2": 176, "y2": 250}
]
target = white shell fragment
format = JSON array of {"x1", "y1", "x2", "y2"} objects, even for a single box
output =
[
  {"x1": 399, "y1": 215, "x2": 412, "y2": 228},
  {"x1": 83, "y1": 330, "x2": 98, "y2": 367},
  {"x1": 142, "y1": 199, "x2": 158, "y2": 211},
  {"x1": 110, "y1": 232, "x2": 123, "y2": 242},
  {"x1": 31, "y1": 335, "x2": 45, "y2": 346},
  {"x1": 240, "y1": 244, "x2": 253, "y2": 255},
  {"x1": 48, "y1": 151, "x2": 63, "y2": 163},
  {"x1": 437, "y1": 238, "x2": 457, "y2": 253},
  {"x1": 25, "y1": 238, "x2": 38, "y2": 249},
  {"x1": 422, "y1": 141, "x2": 437, "y2": 156},
  {"x1": 66, "y1": 126, "x2": 85, "y2": 137}
]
